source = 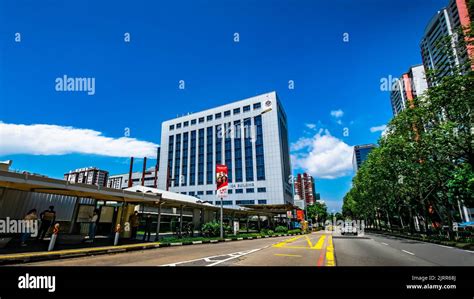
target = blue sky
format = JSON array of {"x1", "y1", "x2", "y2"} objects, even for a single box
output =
[{"x1": 0, "y1": 0, "x2": 447, "y2": 211}]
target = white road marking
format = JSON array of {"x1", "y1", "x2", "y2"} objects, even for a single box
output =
[
  {"x1": 381, "y1": 242, "x2": 389, "y2": 246},
  {"x1": 402, "y1": 250, "x2": 415, "y2": 255},
  {"x1": 160, "y1": 248, "x2": 264, "y2": 267}
]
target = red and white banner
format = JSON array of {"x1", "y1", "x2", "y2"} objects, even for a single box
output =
[{"x1": 216, "y1": 164, "x2": 228, "y2": 198}]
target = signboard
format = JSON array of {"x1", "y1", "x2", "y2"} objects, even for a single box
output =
[
  {"x1": 216, "y1": 164, "x2": 228, "y2": 198},
  {"x1": 296, "y1": 210, "x2": 305, "y2": 221}
]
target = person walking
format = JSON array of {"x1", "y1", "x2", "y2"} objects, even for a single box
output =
[
  {"x1": 129, "y1": 211, "x2": 140, "y2": 240},
  {"x1": 143, "y1": 214, "x2": 153, "y2": 242},
  {"x1": 88, "y1": 209, "x2": 99, "y2": 242},
  {"x1": 20, "y1": 209, "x2": 37, "y2": 246},
  {"x1": 37, "y1": 206, "x2": 56, "y2": 240}
]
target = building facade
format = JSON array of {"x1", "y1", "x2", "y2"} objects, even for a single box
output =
[
  {"x1": 352, "y1": 144, "x2": 376, "y2": 172},
  {"x1": 420, "y1": 0, "x2": 473, "y2": 86},
  {"x1": 294, "y1": 173, "x2": 316, "y2": 206},
  {"x1": 157, "y1": 91, "x2": 293, "y2": 208},
  {"x1": 107, "y1": 167, "x2": 158, "y2": 189},
  {"x1": 64, "y1": 167, "x2": 109, "y2": 187},
  {"x1": 390, "y1": 65, "x2": 428, "y2": 116}
]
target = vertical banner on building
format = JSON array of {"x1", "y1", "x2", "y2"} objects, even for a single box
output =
[{"x1": 216, "y1": 164, "x2": 228, "y2": 198}]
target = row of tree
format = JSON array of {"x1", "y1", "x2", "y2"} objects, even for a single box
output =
[{"x1": 342, "y1": 27, "x2": 473, "y2": 238}]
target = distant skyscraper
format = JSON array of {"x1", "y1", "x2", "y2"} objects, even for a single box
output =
[
  {"x1": 352, "y1": 144, "x2": 376, "y2": 172},
  {"x1": 390, "y1": 65, "x2": 428, "y2": 116},
  {"x1": 294, "y1": 173, "x2": 315, "y2": 206},
  {"x1": 64, "y1": 167, "x2": 109, "y2": 187},
  {"x1": 420, "y1": 0, "x2": 473, "y2": 86}
]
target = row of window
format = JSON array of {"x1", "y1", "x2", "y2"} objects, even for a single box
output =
[
  {"x1": 169, "y1": 102, "x2": 262, "y2": 131},
  {"x1": 213, "y1": 199, "x2": 267, "y2": 206},
  {"x1": 182, "y1": 187, "x2": 267, "y2": 196},
  {"x1": 167, "y1": 116, "x2": 266, "y2": 186}
]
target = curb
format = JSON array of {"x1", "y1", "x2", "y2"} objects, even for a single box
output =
[{"x1": 0, "y1": 232, "x2": 307, "y2": 265}]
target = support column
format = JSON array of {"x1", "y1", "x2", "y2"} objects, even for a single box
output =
[
  {"x1": 179, "y1": 205, "x2": 184, "y2": 238},
  {"x1": 68, "y1": 196, "x2": 81, "y2": 234},
  {"x1": 246, "y1": 216, "x2": 250, "y2": 233},
  {"x1": 155, "y1": 203, "x2": 162, "y2": 241},
  {"x1": 200, "y1": 208, "x2": 204, "y2": 235},
  {"x1": 257, "y1": 214, "x2": 261, "y2": 232}
]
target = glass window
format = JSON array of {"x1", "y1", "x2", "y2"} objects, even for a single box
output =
[
  {"x1": 233, "y1": 108, "x2": 240, "y2": 115},
  {"x1": 183, "y1": 121, "x2": 189, "y2": 127},
  {"x1": 207, "y1": 115, "x2": 213, "y2": 121},
  {"x1": 228, "y1": 189, "x2": 233, "y2": 194},
  {"x1": 224, "y1": 123, "x2": 233, "y2": 183},
  {"x1": 253, "y1": 102, "x2": 261, "y2": 109},
  {"x1": 199, "y1": 117, "x2": 205, "y2": 123},
  {"x1": 190, "y1": 131, "x2": 196, "y2": 185},
  {"x1": 215, "y1": 113, "x2": 222, "y2": 119},
  {"x1": 176, "y1": 123, "x2": 182, "y2": 129},
  {"x1": 224, "y1": 110, "x2": 231, "y2": 117},
  {"x1": 235, "y1": 189, "x2": 243, "y2": 194},
  {"x1": 236, "y1": 200, "x2": 255, "y2": 205},
  {"x1": 198, "y1": 128, "x2": 204, "y2": 185},
  {"x1": 206, "y1": 190, "x2": 213, "y2": 195},
  {"x1": 206, "y1": 126, "x2": 213, "y2": 184},
  {"x1": 174, "y1": 134, "x2": 181, "y2": 187},
  {"x1": 244, "y1": 118, "x2": 254, "y2": 181},
  {"x1": 243, "y1": 105, "x2": 250, "y2": 112},
  {"x1": 181, "y1": 132, "x2": 189, "y2": 186},
  {"x1": 234, "y1": 120, "x2": 243, "y2": 182},
  {"x1": 257, "y1": 187, "x2": 266, "y2": 193},
  {"x1": 246, "y1": 188, "x2": 254, "y2": 193},
  {"x1": 191, "y1": 119, "x2": 197, "y2": 125},
  {"x1": 255, "y1": 115, "x2": 265, "y2": 180},
  {"x1": 169, "y1": 125, "x2": 175, "y2": 130},
  {"x1": 197, "y1": 191, "x2": 204, "y2": 195},
  {"x1": 258, "y1": 200, "x2": 267, "y2": 204},
  {"x1": 189, "y1": 191, "x2": 195, "y2": 196}
]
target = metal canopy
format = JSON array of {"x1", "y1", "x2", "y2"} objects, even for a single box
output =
[{"x1": 0, "y1": 171, "x2": 275, "y2": 217}]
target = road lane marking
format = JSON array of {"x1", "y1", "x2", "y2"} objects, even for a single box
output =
[
  {"x1": 272, "y1": 235, "x2": 305, "y2": 248},
  {"x1": 274, "y1": 254, "x2": 302, "y2": 257},
  {"x1": 325, "y1": 236, "x2": 335, "y2": 266},
  {"x1": 381, "y1": 242, "x2": 389, "y2": 246},
  {"x1": 402, "y1": 250, "x2": 415, "y2": 255},
  {"x1": 313, "y1": 235, "x2": 326, "y2": 249},
  {"x1": 160, "y1": 248, "x2": 264, "y2": 266}
]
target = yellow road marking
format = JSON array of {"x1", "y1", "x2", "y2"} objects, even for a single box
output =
[
  {"x1": 272, "y1": 235, "x2": 305, "y2": 248},
  {"x1": 325, "y1": 235, "x2": 335, "y2": 266},
  {"x1": 313, "y1": 235, "x2": 326, "y2": 249},
  {"x1": 274, "y1": 253, "x2": 302, "y2": 257},
  {"x1": 272, "y1": 234, "x2": 326, "y2": 250}
]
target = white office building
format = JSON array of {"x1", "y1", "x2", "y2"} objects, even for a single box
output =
[{"x1": 157, "y1": 91, "x2": 293, "y2": 208}]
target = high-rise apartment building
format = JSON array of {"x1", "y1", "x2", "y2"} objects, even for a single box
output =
[
  {"x1": 294, "y1": 173, "x2": 316, "y2": 206},
  {"x1": 390, "y1": 65, "x2": 429, "y2": 116},
  {"x1": 64, "y1": 167, "x2": 109, "y2": 187},
  {"x1": 420, "y1": 0, "x2": 473, "y2": 86},
  {"x1": 352, "y1": 144, "x2": 377, "y2": 172},
  {"x1": 157, "y1": 91, "x2": 293, "y2": 208}
]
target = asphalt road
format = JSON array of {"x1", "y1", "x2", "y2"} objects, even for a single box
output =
[{"x1": 23, "y1": 231, "x2": 474, "y2": 266}]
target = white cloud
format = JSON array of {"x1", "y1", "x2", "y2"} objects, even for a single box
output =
[
  {"x1": 330, "y1": 109, "x2": 344, "y2": 118},
  {"x1": 370, "y1": 124, "x2": 387, "y2": 133},
  {"x1": 0, "y1": 123, "x2": 158, "y2": 158},
  {"x1": 291, "y1": 129, "x2": 353, "y2": 179},
  {"x1": 305, "y1": 123, "x2": 316, "y2": 130}
]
